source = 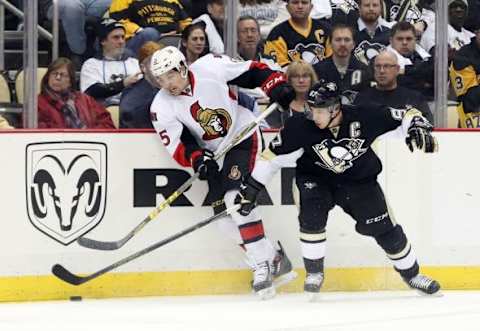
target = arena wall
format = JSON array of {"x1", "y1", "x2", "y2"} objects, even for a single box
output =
[{"x1": 0, "y1": 130, "x2": 478, "y2": 302}]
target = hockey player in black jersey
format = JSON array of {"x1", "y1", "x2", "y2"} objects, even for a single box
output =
[{"x1": 235, "y1": 80, "x2": 441, "y2": 297}]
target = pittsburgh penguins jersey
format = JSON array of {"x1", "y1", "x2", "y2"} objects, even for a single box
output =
[
  {"x1": 150, "y1": 54, "x2": 281, "y2": 167},
  {"x1": 251, "y1": 103, "x2": 419, "y2": 185},
  {"x1": 382, "y1": 0, "x2": 422, "y2": 23},
  {"x1": 313, "y1": 56, "x2": 373, "y2": 104},
  {"x1": 263, "y1": 18, "x2": 332, "y2": 67},
  {"x1": 110, "y1": 0, "x2": 192, "y2": 39},
  {"x1": 330, "y1": 0, "x2": 359, "y2": 26},
  {"x1": 450, "y1": 37, "x2": 480, "y2": 128},
  {"x1": 354, "y1": 18, "x2": 394, "y2": 65}
]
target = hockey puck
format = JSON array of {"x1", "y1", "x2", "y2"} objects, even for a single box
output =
[{"x1": 69, "y1": 296, "x2": 82, "y2": 301}]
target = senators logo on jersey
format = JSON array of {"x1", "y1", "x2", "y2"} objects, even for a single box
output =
[
  {"x1": 312, "y1": 138, "x2": 368, "y2": 174},
  {"x1": 190, "y1": 101, "x2": 232, "y2": 140}
]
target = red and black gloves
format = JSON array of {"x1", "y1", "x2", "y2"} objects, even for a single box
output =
[{"x1": 261, "y1": 72, "x2": 296, "y2": 111}]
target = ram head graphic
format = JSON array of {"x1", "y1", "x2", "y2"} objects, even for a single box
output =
[
  {"x1": 30, "y1": 154, "x2": 101, "y2": 231},
  {"x1": 26, "y1": 142, "x2": 107, "y2": 245}
]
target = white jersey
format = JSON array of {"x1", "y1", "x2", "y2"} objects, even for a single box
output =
[
  {"x1": 80, "y1": 56, "x2": 140, "y2": 103},
  {"x1": 150, "y1": 54, "x2": 275, "y2": 166}
]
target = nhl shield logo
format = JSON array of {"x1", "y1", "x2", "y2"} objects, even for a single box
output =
[{"x1": 26, "y1": 142, "x2": 107, "y2": 245}]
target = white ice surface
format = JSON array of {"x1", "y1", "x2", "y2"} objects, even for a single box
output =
[{"x1": 1, "y1": 291, "x2": 479, "y2": 331}]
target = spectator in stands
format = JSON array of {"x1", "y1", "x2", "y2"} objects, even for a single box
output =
[
  {"x1": 263, "y1": 0, "x2": 332, "y2": 67},
  {"x1": 267, "y1": 60, "x2": 318, "y2": 128},
  {"x1": 237, "y1": 16, "x2": 268, "y2": 62},
  {"x1": 387, "y1": 21, "x2": 434, "y2": 99},
  {"x1": 314, "y1": 23, "x2": 373, "y2": 105},
  {"x1": 193, "y1": 0, "x2": 225, "y2": 54},
  {"x1": 38, "y1": 57, "x2": 115, "y2": 129},
  {"x1": 109, "y1": 0, "x2": 192, "y2": 54},
  {"x1": 38, "y1": 0, "x2": 112, "y2": 66},
  {"x1": 180, "y1": 23, "x2": 208, "y2": 65},
  {"x1": 353, "y1": 0, "x2": 395, "y2": 65},
  {"x1": 354, "y1": 50, "x2": 433, "y2": 122},
  {"x1": 420, "y1": 0, "x2": 475, "y2": 59},
  {"x1": 450, "y1": 22, "x2": 480, "y2": 128},
  {"x1": 190, "y1": 0, "x2": 209, "y2": 19},
  {"x1": 318, "y1": 0, "x2": 359, "y2": 26},
  {"x1": 120, "y1": 41, "x2": 163, "y2": 128},
  {"x1": 382, "y1": 0, "x2": 427, "y2": 37},
  {"x1": 0, "y1": 116, "x2": 13, "y2": 129},
  {"x1": 81, "y1": 18, "x2": 142, "y2": 106},
  {"x1": 237, "y1": 16, "x2": 279, "y2": 101},
  {"x1": 238, "y1": 0, "x2": 289, "y2": 39}
]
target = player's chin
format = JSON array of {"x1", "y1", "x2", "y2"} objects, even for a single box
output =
[{"x1": 314, "y1": 122, "x2": 328, "y2": 129}]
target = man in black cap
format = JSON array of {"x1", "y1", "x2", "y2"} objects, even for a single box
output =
[{"x1": 80, "y1": 18, "x2": 142, "y2": 106}]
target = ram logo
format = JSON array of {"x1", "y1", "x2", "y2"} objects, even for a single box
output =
[{"x1": 26, "y1": 142, "x2": 107, "y2": 245}]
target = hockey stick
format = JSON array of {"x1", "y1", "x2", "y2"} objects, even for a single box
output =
[
  {"x1": 77, "y1": 102, "x2": 279, "y2": 251},
  {"x1": 53, "y1": 205, "x2": 240, "y2": 285}
]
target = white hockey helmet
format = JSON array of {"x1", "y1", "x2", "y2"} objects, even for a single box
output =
[{"x1": 149, "y1": 46, "x2": 187, "y2": 78}]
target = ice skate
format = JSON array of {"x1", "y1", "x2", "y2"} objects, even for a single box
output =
[
  {"x1": 252, "y1": 260, "x2": 275, "y2": 300},
  {"x1": 403, "y1": 274, "x2": 441, "y2": 296},
  {"x1": 304, "y1": 272, "x2": 324, "y2": 302},
  {"x1": 271, "y1": 242, "x2": 297, "y2": 288}
]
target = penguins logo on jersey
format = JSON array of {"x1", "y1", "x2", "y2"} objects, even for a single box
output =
[
  {"x1": 331, "y1": 0, "x2": 358, "y2": 14},
  {"x1": 190, "y1": 101, "x2": 232, "y2": 140},
  {"x1": 389, "y1": 5, "x2": 421, "y2": 23},
  {"x1": 312, "y1": 138, "x2": 367, "y2": 174},
  {"x1": 288, "y1": 43, "x2": 327, "y2": 65},
  {"x1": 354, "y1": 41, "x2": 386, "y2": 65}
]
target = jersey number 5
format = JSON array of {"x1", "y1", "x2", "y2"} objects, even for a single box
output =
[{"x1": 159, "y1": 130, "x2": 171, "y2": 146}]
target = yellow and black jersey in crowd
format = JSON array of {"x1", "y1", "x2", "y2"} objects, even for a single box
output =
[
  {"x1": 110, "y1": 0, "x2": 192, "y2": 39},
  {"x1": 450, "y1": 37, "x2": 480, "y2": 128},
  {"x1": 263, "y1": 18, "x2": 332, "y2": 68}
]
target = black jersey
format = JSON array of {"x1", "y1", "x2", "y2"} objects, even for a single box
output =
[
  {"x1": 263, "y1": 18, "x2": 332, "y2": 67},
  {"x1": 313, "y1": 56, "x2": 373, "y2": 103},
  {"x1": 354, "y1": 86, "x2": 433, "y2": 123},
  {"x1": 266, "y1": 103, "x2": 404, "y2": 182},
  {"x1": 330, "y1": 0, "x2": 359, "y2": 27}
]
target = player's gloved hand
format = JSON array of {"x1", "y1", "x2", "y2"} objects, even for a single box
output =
[
  {"x1": 405, "y1": 116, "x2": 438, "y2": 153},
  {"x1": 234, "y1": 175, "x2": 265, "y2": 216},
  {"x1": 192, "y1": 149, "x2": 219, "y2": 180},
  {"x1": 269, "y1": 82, "x2": 296, "y2": 111}
]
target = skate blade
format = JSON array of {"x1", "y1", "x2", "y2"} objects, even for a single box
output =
[
  {"x1": 306, "y1": 291, "x2": 321, "y2": 302},
  {"x1": 273, "y1": 271, "x2": 298, "y2": 289},
  {"x1": 415, "y1": 289, "x2": 443, "y2": 297},
  {"x1": 256, "y1": 286, "x2": 276, "y2": 300}
]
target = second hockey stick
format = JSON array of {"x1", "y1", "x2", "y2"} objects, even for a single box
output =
[
  {"x1": 77, "y1": 102, "x2": 279, "y2": 251},
  {"x1": 53, "y1": 205, "x2": 240, "y2": 285}
]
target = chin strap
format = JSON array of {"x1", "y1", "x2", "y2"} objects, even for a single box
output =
[{"x1": 326, "y1": 105, "x2": 340, "y2": 128}]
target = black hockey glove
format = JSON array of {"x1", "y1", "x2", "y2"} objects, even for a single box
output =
[
  {"x1": 192, "y1": 149, "x2": 219, "y2": 180},
  {"x1": 268, "y1": 82, "x2": 296, "y2": 112},
  {"x1": 405, "y1": 116, "x2": 438, "y2": 153},
  {"x1": 234, "y1": 175, "x2": 265, "y2": 216}
]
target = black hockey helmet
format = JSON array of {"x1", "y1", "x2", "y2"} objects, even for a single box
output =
[{"x1": 306, "y1": 81, "x2": 341, "y2": 108}]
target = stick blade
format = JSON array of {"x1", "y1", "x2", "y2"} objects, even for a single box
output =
[
  {"x1": 77, "y1": 236, "x2": 124, "y2": 251},
  {"x1": 51, "y1": 264, "x2": 86, "y2": 286}
]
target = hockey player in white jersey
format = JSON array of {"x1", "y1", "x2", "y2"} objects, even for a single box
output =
[{"x1": 148, "y1": 46, "x2": 297, "y2": 299}]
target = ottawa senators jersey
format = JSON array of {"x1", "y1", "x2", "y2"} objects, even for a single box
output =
[
  {"x1": 252, "y1": 103, "x2": 418, "y2": 184},
  {"x1": 150, "y1": 54, "x2": 281, "y2": 167},
  {"x1": 263, "y1": 18, "x2": 332, "y2": 67}
]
